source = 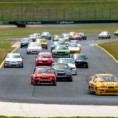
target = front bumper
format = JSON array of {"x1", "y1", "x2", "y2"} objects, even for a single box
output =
[
  {"x1": 97, "y1": 88, "x2": 118, "y2": 95},
  {"x1": 36, "y1": 62, "x2": 52, "y2": 66},
  {"x1": 33, "y1": 79, "x2": 56, "y2": 85},
  {"x1": 75, "y1": 62, "x2": 88, "y2": 68},
  {"x1": 4, "y1": 63, "x2": 23, "y2": 68}
]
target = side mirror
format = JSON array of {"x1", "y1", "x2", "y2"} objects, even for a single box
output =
[{"x1": 91, "y1": 76, "x2": 94, "y2": 78}]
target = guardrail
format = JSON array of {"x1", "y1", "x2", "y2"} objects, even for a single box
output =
[{"x1": 0, "y1": 8, "x2": 118, "y2": 21}]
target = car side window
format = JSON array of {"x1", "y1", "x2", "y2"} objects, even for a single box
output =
[{"x1": 93, "y1": 76, "x2": 97, "y2": 82}]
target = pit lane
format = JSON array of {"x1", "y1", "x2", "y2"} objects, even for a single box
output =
[{"x1": 0, "y1": 34, "x2": 118, "y2": 105}]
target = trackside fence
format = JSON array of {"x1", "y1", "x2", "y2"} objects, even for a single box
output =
[{"x1": 0, "y1": 8, "x2": 118, "y2": 21}]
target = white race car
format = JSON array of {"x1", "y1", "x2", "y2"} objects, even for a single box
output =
[
  {"x1": 57, "y1": 58, "x2": 77, "y2": 75},
  {"x1": 26, "y1": 42, "x2": 42, "y2": 54},
  {"x1": 33, "y1": 33, "x2": 40, "y2": 39},
  {"x1": 41, "y1": 32, "x2": 51, "y2": 40},
  {"x1": 68, "y1": 43, "x2": 81, "y2": 54},
  {"x1": 28, "y1": 34, "x2": 37, "y2": 41},
  {"x1": 98, "y1": 31, "x2": 111, "y2": 39},
  {"x1": 4, "y1": 53, "x2": 23, "y2": 68}
]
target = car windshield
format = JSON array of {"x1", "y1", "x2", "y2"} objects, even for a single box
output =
[
  {"x1": 59, "y1": 59, "x2": 74, "y2": 64},
  {"x1": 53, "y1": 64, "x2": 69, "y2": 69},
  {"x1": 7, "y1": 55, "x2": 21, "y2": 58},
  {"x1": 68, "y1": 43, "x2": 78, "y2": 47},
  {"x1": 39, "y1": 54, "x2": 51, "y2": 58},
  {"x1": 21, "y1": 38, "x2": 30, "y2": 42},
  {"x1": 56, "y1": 35, "x2": 64, "y2": 38},
  {"x1": 35, "y1": 68, "x2": 52, "y2": 73},
  {"x1": 55, "y1": 46, "x2": 68, "y2": 50},
  {"x1": 98, "y1": 76, "x2": 117, "y2": 82},
  {"x1": 74, "y1": 55, "x2": 87, "y2": 60},
  {"x1": 70, "y1": 40, "x2": 79, "y2": 43}
]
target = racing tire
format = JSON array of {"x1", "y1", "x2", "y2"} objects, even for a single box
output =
[
  {"x1": 20, "y1": 45, "x2": 23, "y2": 48},
  {"x1": 27, "y1": 52, "x2": 29, "y2": 54},
  {"x1": 21, "y1": 64, "x2": 24, "y2": 68},
  {"x1": 86, "y1": 65, "x2": 88, "y2": 68},
  {"x1": 46, "y1": 46, "x2": 48, "y2": 49},
  {"x1": 4, "y1": 64, "x2": 7, "y2": 68},
  {"x1": 68, "y1": 77, "x2": 73, "y2": 82}
]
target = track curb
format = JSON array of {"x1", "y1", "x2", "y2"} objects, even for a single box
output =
[
  {"x1": 0, "y1": 46, "x2": 20, "y2": 69},
  {"x1": 96, "y1": 43, "x2": 118, "y2": 63}
]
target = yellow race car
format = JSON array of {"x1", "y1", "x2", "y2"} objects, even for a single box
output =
[
  {"x1": 36, "y1": 39, "x2": 48, "y2": 49},
  {"x1": 114, "y1": 30, "x2": 118, "y2": 36},
  {"x1": 89, "y1": 74, "x2": 118, "y2": 95}
]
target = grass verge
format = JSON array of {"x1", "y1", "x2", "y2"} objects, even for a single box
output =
[
  {"x1": 98, "y1": 42, "x2": 118, "y2": 61},
  {"x1": 0, "y1": 25, "x2": 118, "y2": 39},
  {"x1": 92, "y1": 38, "x2": 118, "y2": 42},
  {"x1": 0, "y1": 40, "x2": 14, "y2": 64}
]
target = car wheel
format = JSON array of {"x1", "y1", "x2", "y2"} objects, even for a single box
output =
[
  {"x1": 4, "y1": 64, "x2": 6, "y2": 68},
  {"x1": 68, "y1": 77, "x2": 73, "y2": 82},
  {"x1": 20, "y1": 45, "x2": 23, "y2": 48},
  {"x1": 27, "y1": 52, "x2": 29, "y2": 54},
  {"x1": 21, "y1": 64, "x2": 24, "y2": 68}
]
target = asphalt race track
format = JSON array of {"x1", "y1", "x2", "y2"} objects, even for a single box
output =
[{"x1": 0, "y1": 34, "x2": 118, "y2": 105}]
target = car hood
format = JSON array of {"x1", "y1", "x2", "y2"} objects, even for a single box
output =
[
  {"x1": 5, "y1": 58, "x2": 22, "y2": 61},
  {"x1": 68, "y1": 47, "x2": 80, "y2": 51},
  {"x1": 54, "y1": 69, "x2": 71, "y2": 73},
  {"x1": 38, "y1": 57, "x2": 53, "y2": 61},
  {"x1": 67, "y1": 63, "x2": 76, "y2": 68},
  {"x1": 52, "y1": 49, "x2": 69, "y2": 52},
  {"x1": 27, "y1": 46, "x2": 42, "y2": 49},
  {"x1": 36, "y1": 73, "x2": 55, "y2": 77}
]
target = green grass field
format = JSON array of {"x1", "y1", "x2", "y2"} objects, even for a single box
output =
[
  {"x1": 0, "y1": 0, "x2": 118, "y2": 21},
  {"x1": 0, "y1": 40, "x2": 14, "y2": 64},
  {"x1": 0, "y1": 25, "x2": 118, "y2": 39},
  {"x1": 99, "y1": 42, "x2": 118, "y2": 61}
]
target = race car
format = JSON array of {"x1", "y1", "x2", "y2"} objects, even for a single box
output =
[
  {"x1": 77, "y1": 33, "x2": 87, "y2": 40},
  {"x1": 58, "y1": 38, "x2": 69, "y2": 44},
  {"x1": 20, "y1": 38, "x2": 33, "y2": 48},
  {"x1": 50, "y1": 41, "x2": 58, "y2": 52},
  {"x1": 31, "y1": 66, "x2": 56, "y2": 85},
  {"x1": 52, "y1": 63, "x2": 72, "y2": 81},
  {"x1": 52, "y1": 45, "x2": 70, "y2": 58},
  {"x1": 69, "y1": 40, "x2": 81, "y2": 48},
  {"x1": 4, "y1": 53, "x2": 23, "y2": 68},
  {"x1": 26, "y1": 42, "x2": 42, "y2": 54},
  {"x1": 71, "y1": 33, "x2": 82, "y2": 40},
  {"x1": 89, "y1": 74, "x2": 118, "y2": 95},
  {"x1": 33, "y1": 33, "x2": 40, "y2": 39},
  {"x1": 68, "y1": 43, "x2": 81, "y2": 54},
  {"x1": 57, "y1": 58, "x2": 77, "y2": 75},
  {"x1": 71, "y1": 54, "x2": 88, "y2": 68},
  {"x1": 41, "y1": 32, "x2": 51, "y2": 40},
  {"x1": 36, "y1": 39, "x2": 48, "y2": 49},
  {"x1": 114, "y1": 30, "x2": 118, "y2": 36},
  {"x1": 35, "y1": 52, "x2": 53, "y2": 66},
  {"x1": 98, "y1": 31, "x2": 111, "y2": 39},
  {"x1": 28, "y1": 34, "x2": 37, "y2": 42},
  {"x1": 53, "y1": 35, "x2": 64, "y2": 41}
]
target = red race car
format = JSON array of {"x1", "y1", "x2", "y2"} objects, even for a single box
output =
[
  {"x1": 71, "y1": 33, "x2": 82, "y2": 40},
  {"x1": 31, "y1": 66, "x2": 56, "y2": 85},
  {"x1": 35, "y1": 52, "x2": 53, "y2": 66}
]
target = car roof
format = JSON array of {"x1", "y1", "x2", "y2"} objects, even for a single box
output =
[{"x1": 35, "y1": 66, "x2": 52, "y2": 69}]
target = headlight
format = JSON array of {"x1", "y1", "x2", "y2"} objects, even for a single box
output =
[
  {"x1": 101, "y1": 86, "x2": 107, "y2": 88},
  {"x1": 5, "y1": 61, "x2": 10, "y2": 63},
  {"x1": 17, "y1": 61, "x2": 22, "y2": 64},
  {"x1": 115, "y1": 86, "x2": 118, "y2": 88}
]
